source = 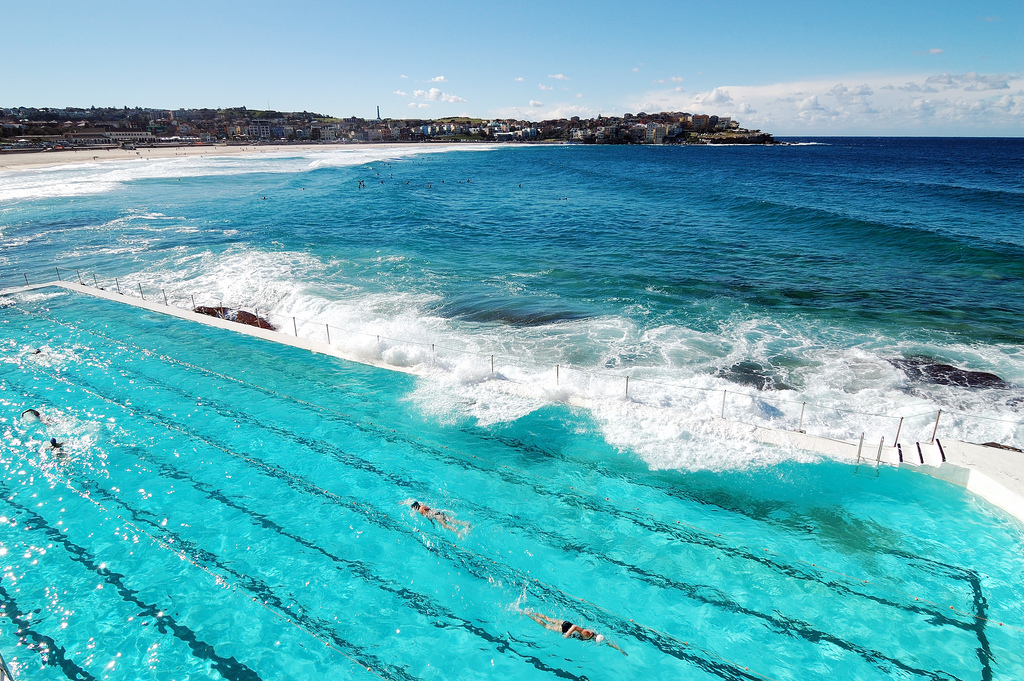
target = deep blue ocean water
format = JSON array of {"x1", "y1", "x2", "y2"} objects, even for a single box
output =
[{"x1": 1, "y1": 138, "x2": 1023, "y2": 679}]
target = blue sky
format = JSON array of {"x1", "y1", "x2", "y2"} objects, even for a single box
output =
[{"x1": 3, "y1": 0, "x2": 1022, "y2": 134}]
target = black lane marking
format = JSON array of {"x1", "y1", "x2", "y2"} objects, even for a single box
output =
[
  {"x1": 0, "y1": 582, "x2": 97, "y2": 681},
  {"x1": 13, "y1": 310, "x2": 985, "y2": 678},
  {"x1": 0, "y1": 485, "x2": 262, "y2": 681}
]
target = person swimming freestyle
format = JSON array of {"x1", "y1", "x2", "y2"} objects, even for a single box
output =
[
  {"x1": 520, "y1": 608, "x2": 627, "y2": 655},
  {"x1": 409, "y1": 500, "x2": 469, "y2": 535}
]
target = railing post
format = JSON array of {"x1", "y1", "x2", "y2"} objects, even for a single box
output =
[
  {"x1": 720, "y1": 390, "x2": 727, "y2": 419},
  {"x1": 115, "y1": 277, "x2": 121, "y2": 294},
  {"x1": 24, "y1": 273, "x2": 29, "y2": 286},
  {"x1": 55, "y1": 266, "x2": 61, "y2": 281},
  {"x1": 92, "y1": 273, "x2": 98, "y2": 287},
  {"x1": 797, "y1": 401, "x2": 806, "y2": 433},
  {"x1": 326, "y1": 324, "x2": 331, "y2": 344},
  {"x1": 191, "y1": 294, "x2": 196, "y2": 310},
  {"x1": 556, "y1": 364, "x2": 560, "y2": 385},
  {"x1": 76, "y1": 269, "x2": 84, "y2": 284},
  {"x1": 930, "y1": 409, "x2": 942, "y2": 444},
  {"x1": 894, "y1": 416, "x2": 904, "y2": 445},
  {"x1": 293, "y1": 317, "x2": 298, "y2": 336},
  {"x1": 138, "y1": 282, "x2": 145, "y2": 300},
  {"x1": 875, "y1": 436, "x2": 885, "y2": 465},
  {"x1": 490, "y1": 354, "x2": 494, "y2": 373},
  {"x1": 163, "y1": 289, "x2": 168, "y2": 306},
  {"x1": 625, "y1": 375, "x2": 629, "y2": 396},
  {"x1": 855, "y1": 432, "x2": 865, "y2": 467}
]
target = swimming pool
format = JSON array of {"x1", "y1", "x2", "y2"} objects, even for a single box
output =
[{"x1": 2, "y1": 289, "x2": 1023, "y2": 680}]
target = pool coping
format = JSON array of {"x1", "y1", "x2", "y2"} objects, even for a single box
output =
[{"x1": 5, "y1": 279, "x2": 1024, "y2": 526}]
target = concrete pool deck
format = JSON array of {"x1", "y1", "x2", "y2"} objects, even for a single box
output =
[{"x1": 5, "y1": 279, "x2": 1024, "y2": 526}]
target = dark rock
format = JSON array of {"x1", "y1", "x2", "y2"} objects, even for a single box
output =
[
  {"x1": 717, "y1": 361, "x2": 791, "y2": 391},
  {"x1": 194, "y1": 306, "x2": 276, "y2": 330},
  {"x1": 979, "y1": 442, "x2": 1023, "y2": 453},
  {"x1": 889, "y1": 356, "x2": 1011, "y2": 390}
]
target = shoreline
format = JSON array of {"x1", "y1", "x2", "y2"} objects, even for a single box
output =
[{"x1": 0, "y1": 142, "x2": 430, "y2": 172}]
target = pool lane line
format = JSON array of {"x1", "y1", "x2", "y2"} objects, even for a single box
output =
[
  {"x1": 2, "y1": 383, "x2": 592, "y2": 680},
  {"x1": 23, "y1": 308, "x2": 987, "y2": 623},
  {"x1": 0, "y1": 463, "x2": 405, "y2": 681},
  {"x1": 8, "y1": 316, "x2": 1014, "y2": 674},
  {"x1": 0, "y1": 485, "x2": 265, "y2": 681},
  {"x1": 15, "y1": 312, "x2": 1017, "y2": 642},
  {"x1": 0, "y1": 582, "x2": 98, "y2": 681},
  {"x1": 7, "y1": 371, "x2": 785, "y2": 681},
  {"x1": 6, "y1": 375, "x2": 968, "y2": 681}
]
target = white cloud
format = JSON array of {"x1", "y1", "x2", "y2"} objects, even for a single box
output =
[
  {"x1": 914, "y1": 48, "x2": 944, "y2": 56},
  {"x1": 530, "y1": 100, "x2": 543, "y2": 107},
  {"x1": 514, "y1": 77, "x2": 524, "y2": 82},
  {"x1": 575, "y1": 93, "x2": 583, "y2": 98},
  {"x1": 426, "y1": 75, "x2": 447, "y2": 83},
  {"x1": 693, "y1": 87, "x2": 733, "y2": 106},
  {"x1": 408, "y1": 102, "x2": 430, "y2": 108},
  {"x1": 670, "y1": 76, "x2": 684, "y2": 83},
  {"x1": 413, "y1": 87, "x2": 467, "y2": 103},
  {"x1": 394, "y1": 90, "x2": 408, "y2": 96},
  {"x1": 548, "y1": 74, "x2": 569, "y2": 80},
  {"x1": 399, "y1": 74, "x2": 408, "y2": 79},
  {"x1": 674, "y1": 86, "x2": 684, "y2": 93},
  {"x1": 637, "y1": 72, "x2": 1024, "y2": 134},
  {"x1": 925, "y1": 72, "x2": 1012, "y2": 91},
  {"x1": 538, "y1": 84, "x2": 553, "y2": 91},
  {"x1": 653, "y1": 79, "x2": 666, "y2": 84}
]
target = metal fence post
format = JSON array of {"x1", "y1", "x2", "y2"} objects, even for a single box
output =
[
  {"x1": 293, "y1": 317, "x2": 298, "y2": 336},
  {"x1": 115, "y1": 277, "x2": 121, "y2": 294},
  {"x1": 56, "y1": 266, "x2": 61, "y2": 281},
  {"x1": 163, "y1": 289, "x2": 169, "y2": 306},
  {"x1": 138, "y1": 283, "x2": 145, "y2": 300},
  {"x1": 24, "y1": 273, "x2": 29, "y2": 286},
  {"x1": 720, "y1": 390, "x2": 727, "y2": 419},
  {"x1": 893, "y1": 416, "x2": 904, "y2": 445},
  {"x1": 930, "y1": 409, "x2": 942, "y2": 444},
  {"x1": 76, "y1": 269, "x2": 84, "y2": 284},
  {"x1": 490, "y1": 354, "x2": 494, "y2": 373},
  {"x1": 191, "y1": 294, "x2": 196, "y2": 310},
  {"x1": 326, "y1": 324, "x2": 331, "y2": 344},
  {"x1": 797, "y1": 401, "x2": 806, "y2": 433},
  {"x1": 854, "y1": 432, "x2": 865, "y2": 469},
  {"x1": 556, "y1": 364, "x2": 560, "y2": 385},
  {"x1": 92, "y1": 273, "x2": 98, "y2": 287},
  {"x1": 625, "y1": 375, "x2": 630, "y2": 396}
]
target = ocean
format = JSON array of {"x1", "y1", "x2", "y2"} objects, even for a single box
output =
[{"x1": 1, "y1": 138, "x2": 1023, "y2": 679}]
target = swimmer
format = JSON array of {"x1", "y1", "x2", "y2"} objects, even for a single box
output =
[
  {"x1": 409, "y1": 500, "x2": 469, "y2": 535},
  {"x1": 520, "y1": 608, "x2": 627, "y2": 656},
  {"x1": 47, "y1": 438, "x2": 66, "y2": 458},
  {"x1": 21, "y1": 408, "x2": 41, "y2": 422}
]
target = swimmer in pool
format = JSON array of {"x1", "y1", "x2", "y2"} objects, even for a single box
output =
[
  {"x1": 409, "y1": 500, "x2": 469, "y2": 535},
  {"x1": 520, "y1": 608, "x2": 627, "y2": 655},
  {"x1": 47, "y1": 438, "x2": 67, "y2": 458}
]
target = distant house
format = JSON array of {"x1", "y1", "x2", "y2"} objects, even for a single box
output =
[{"x1": 248, "y1": 120, "x2": 271, "y2": 139}]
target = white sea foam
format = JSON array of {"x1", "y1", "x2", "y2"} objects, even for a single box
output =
[
  {"x1": 0, "y1": 145, "x2": 498, "y2": 202},
  {"x1": 95, "y1": 248, "x2": 1024, "y2": 471}
]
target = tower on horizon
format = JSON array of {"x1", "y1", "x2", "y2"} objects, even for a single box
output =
[{"x1": 376, "y1": 106, "x2": 381, "y2": 121}]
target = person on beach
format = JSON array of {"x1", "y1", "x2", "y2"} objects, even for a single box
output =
[
  {"x1": 520, "y1": 608, "x2": 627, "y2": 655},
  {"x1": 409, "y1": 500, "x2": 469, "y2": 535}
]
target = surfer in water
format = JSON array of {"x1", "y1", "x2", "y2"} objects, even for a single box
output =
[
  {"x1": 409, "y1": 500, "x2": 469, "y2": 535},
  {"x1": 519, "y1": 608, "x2": 627, "y2": 655}
]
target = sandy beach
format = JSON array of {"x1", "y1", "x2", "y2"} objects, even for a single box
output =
[{"x1": 0, "y1": 142, "x2": 412, "y2": 171}]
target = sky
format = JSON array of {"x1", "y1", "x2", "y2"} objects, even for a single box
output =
[{"x1": 2, "y1": 0, "x2": 1022, "y2": 135}]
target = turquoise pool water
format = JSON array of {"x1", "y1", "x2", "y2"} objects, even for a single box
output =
[{"x1": 2, "y1": 289, "x2": 1023, "y2": 680}]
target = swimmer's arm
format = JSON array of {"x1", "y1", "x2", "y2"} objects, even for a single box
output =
[
  {"x1": 607, "y1": 641, "x2": 627, "y2": 656},
  {"x1": 563, "y1": 625, "x2": 583, "y2": 638}
]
